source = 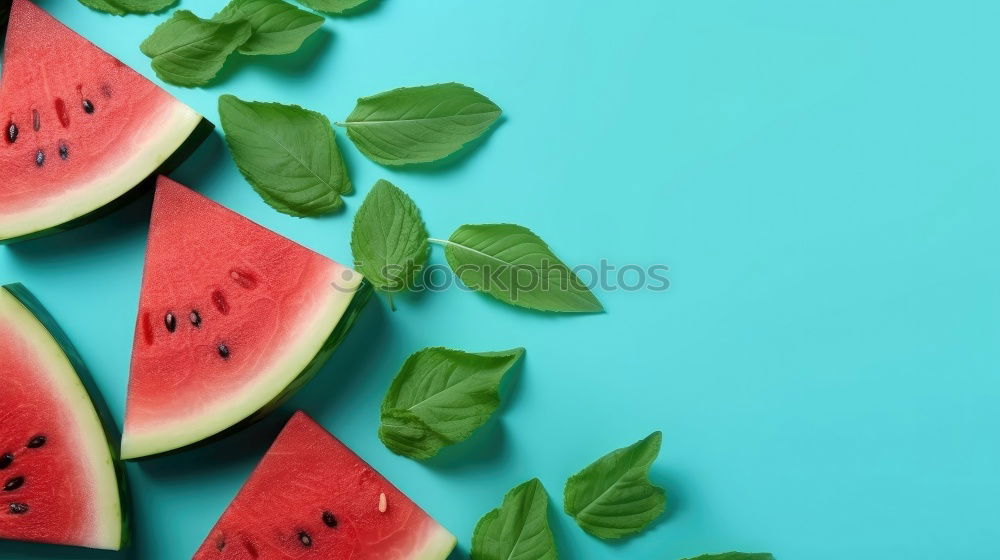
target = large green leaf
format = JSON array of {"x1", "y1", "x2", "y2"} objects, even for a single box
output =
[
  {"x1": 77, "y1": 0, "x2": 175, "y2": 15},
  {"x1": 140, "y1": 11, "x2": 251, "y2": 87},
  {"x1": 214, "y1": 0, "x2": 324, "y2": 56},
  {"x1": 564, "y1": 431, "x2": 666, "y2": 539},
  {"x1": 472, "y1": 479, "x2": 558, "y2": 560},
  {"x1": 379, "y1": 347, "x2": 523, "y2": 460},
  {"x1": 682, "y1": 554, "x2": 774, "y2": 560},
  {"x1": 351, "y1": 180, "x2": 428, "y2": 294},
  {"x1": 441, "y1": 224, "x2": 603, "y2": 313},
  {"x1": 218, "y1": 95, "x2": 351, "y2": 217},
  {"x1": 341, "y1": 82, "x2": 501, "y2": 165},
  {"x1": 295, "y1": 0, "x2": 373, "y2": 15}
]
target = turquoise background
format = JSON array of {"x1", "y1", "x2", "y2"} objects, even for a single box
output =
[{"x1": 3, "y1": 0, "x2": 999, "y2": 558}]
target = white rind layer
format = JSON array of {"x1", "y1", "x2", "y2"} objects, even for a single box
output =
[
  {"x1": 414, "y1": 524, "x2": 458, "y2": 560},
  {"x1": 0, "y1": 100, "x2": 203, "y2": 241},
  {"x1": 0, "y1": 288, "x2": 122, "y2": 550},
  {"x1": 120, "y1": 273, "x2": 364, "y2": 460}
]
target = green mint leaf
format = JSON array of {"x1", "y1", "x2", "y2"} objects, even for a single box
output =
[
  {"x1": 379, "y1": 347, "x2": 524, "y2": 460},
  {"x1": 351, "y1": 180, "x2": 428, "y2": 294},
  {"x1": 682, "y1": 554, "x2": 774, "y2": 560},
  {"x1": 295, "y1": 0, "x2": 372, "y2": 15},
  {"x1": 218, "y1": 95, "x2": 351, "y2": 217},
  {"x1": 439, "y1": 224, "x2": 603, "y2": 313},
  {"x1": 77, "y1": 0, "x2": 175, "y2": 15},
  {"x1": 472, "y1": 479, "x2": 558, "y2": 560},
  {"x1": 214, "y1": 0, "x2": 324, "y2": 56},
  {"x1": 379, "y1": 409, "x2": 447, "y2": 459},
  {"x1": 140, "y1": 11, "x2": 251, "y2": 87},
  {"x1": 341, "y1": 82, "x2": 501, "y2": 166},
  {"x1": 564, "y1": 431, "x2": 666, "y2": 539}
]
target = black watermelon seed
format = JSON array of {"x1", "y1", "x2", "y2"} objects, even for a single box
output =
[
  {"x1": 164, "y1": 312, "x2": 177, "y2": 333},
  {"x1": 9, "y1": 503, "x2": 28, "y2": 514},
  {"x1": 189, "y1": 310, "x2": 201, "y2": 327},
  {"x1": 298, "y1": 531, "x2": 312, "y2": 547},
  {"x1": 4, "y1": 477, "x2": 23, "y2": 491},
  {"x1": 6, "y1": 122, "x2": 17, "y2": 143},
  {"x1": 218, "y1": 344, "x2": 230, "y2": 360},
  {"x1": 34, "y1": 150, "x2": 45, "y2": 167},
  {"x1": 58, "y1": 141, "x2": 69, "y2": 160},
  {"x1": 82, "y1": 99, "x2": 95, "y2": 114},
  {"x1": 26, "y1": 436, "x2": 46, "y2": 449},
  {"x1": 32, "y1": 110, "x2": 40, "y2": 131},
  {"x1": 322, "y1": 511, "x2": 337, "y2": 528},
  {"x1": 215, "y1": 536, "x2": 225, "y2": 550},
  {"x1": 0, "y1": 454, "x2": 11, "y2": 469}
]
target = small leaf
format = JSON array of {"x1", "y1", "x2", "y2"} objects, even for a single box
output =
[
  {"x1": 219, "y1": 95, "x2": 351, "y2": 217},
  {"x1": 351, "y1": 180, "x2": 428, "y2": 294},
  {"x1": 296, "y1": 0, "x2": 373, "y2": 15},
  {"x1": 440, "y1": 224, "x2": 603, "y2": 313},
  {"x1": 77, "y1": 0, "x2": 175, "y2": 15},
  {"x1": 214, "y1": 0, "x2": 324, "y2": 56},
  {"x1": 472, "y1": 479, "x2": 558, "y2": 560},
  {"x1": 140, "y1": 11, "x2": 251, "y2": 87},
  {"x1": 379, "y1": 347, "x2": 524, "y2": 460},
  {"x1": 341, "y1": 82, "x2": 501, "y2": 165},
  {"x1": 564, "y1": 431, "x2": 666, "y2": 539},
  {"x1": 682, "y1": 554, "x2": 774, "y2": 560}
]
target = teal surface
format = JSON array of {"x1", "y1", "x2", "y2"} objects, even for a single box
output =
[{"x1": 3, "y1": 0, "x2": 999, "y2": 558}]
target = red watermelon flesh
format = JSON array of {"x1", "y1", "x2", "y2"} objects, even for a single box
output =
[
  {"x1": 193, "y1": 411, "x2": 456, "y2": 560},
  {"x1": 122, "y1": 177, "x2": 370, "y2": 459},
  {"x1": 0, "y1": 284, "x2": 124, "y2": 550},
  {"x1": 0, "y1": 0, "x2": 211, "y2": 243}
]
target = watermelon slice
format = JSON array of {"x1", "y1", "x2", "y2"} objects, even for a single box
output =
[
  {"x1": 0, "y1": 0, "x2": 213, "y2": 244},
  {"x1": 194, "y1": 411, "x2": 456, "y2": 559},
  {"x1": 121, "y1": 177, "x2": 372, "y2": 459},
  {"x1": 0, "y1": 284, "x2": 125, "y2": 550}
]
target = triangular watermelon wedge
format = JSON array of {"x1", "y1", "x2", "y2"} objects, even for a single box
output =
[
  {"x1": 0, "y1": 0, "x2": 212, "y2": 244},
  {"x1": 193, "y1": 411, "x2": 456, "y2": 559},
  {"x1": 121, "y1": 177, "x2": 371, "y2": 459},
  {"x1": 0, "y1": 284, "x2": 125, "y2": 550}
]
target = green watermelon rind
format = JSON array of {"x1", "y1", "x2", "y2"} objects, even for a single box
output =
[
  {"x1": 0, "y1": 117, "x2": 215, "y2": 245},
  {"x1": 247, "y1": 279, "x2": 374, "y2": 422},
  {"x1": 0, "y1": 283, "x2": 129, "y2": 550},
  {"x1": 0, "y1": 0, "x2": 10, "y2": 47},
  {"x1": 126, "y1": 279, "x2": 374, "y2": 461},
  {"x1": 415, "y1": 526, "x2": 458, "y2": 559}
]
